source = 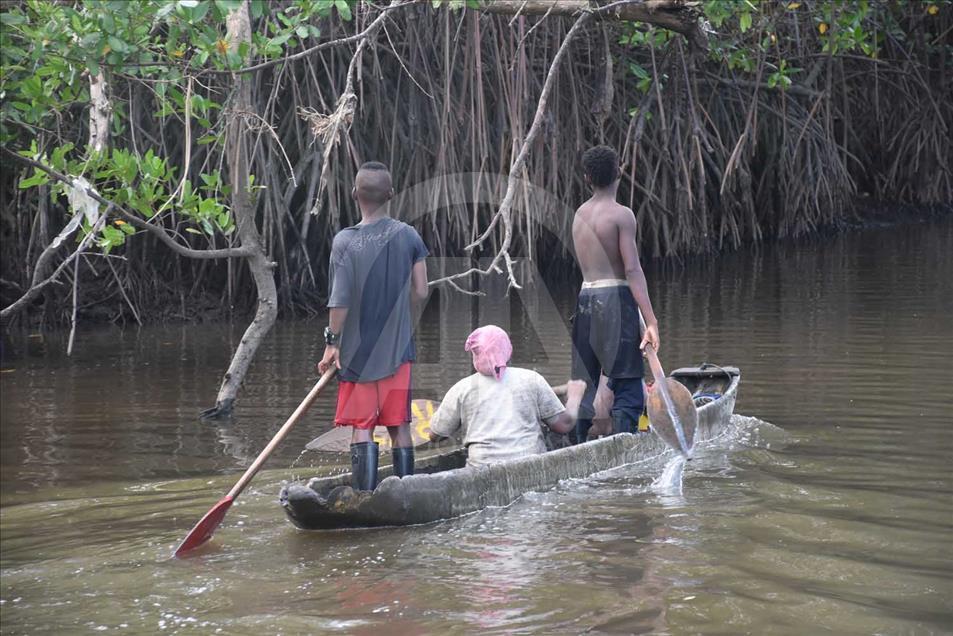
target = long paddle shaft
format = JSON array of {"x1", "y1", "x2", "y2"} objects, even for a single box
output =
[
  {"x1": 174, "y1": 367, "x2": 337, "y2": 556},
  {"x1": 639, "y1": 314, "x2": 692, "y2": 457}
]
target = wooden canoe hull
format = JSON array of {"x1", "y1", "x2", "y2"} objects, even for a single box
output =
[{"x1": 280, "y1": 365, "x2": 740, "y2": 530}]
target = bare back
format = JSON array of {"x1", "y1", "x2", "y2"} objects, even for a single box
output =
[{"x1": 571, "y1": 196, "x2": 634, "y2": 281}]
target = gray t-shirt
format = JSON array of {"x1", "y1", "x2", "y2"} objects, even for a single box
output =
[
  {"x1": 328, "y1": 217, "x2": 428, "y2": 382},
  {"x1": 429, "y1": 368, "x2": 566, "y2": 467}
]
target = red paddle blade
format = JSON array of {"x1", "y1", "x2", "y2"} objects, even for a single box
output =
[{"x1": 174, "y1": 495, "x2": 234, "y2": 557}]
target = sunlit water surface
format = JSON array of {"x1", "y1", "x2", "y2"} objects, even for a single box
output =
[{"x1": 2, "y1": 220, "x2": 951, "y2": 634}]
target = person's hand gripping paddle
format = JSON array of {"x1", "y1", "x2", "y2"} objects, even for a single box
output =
[
  {"x1": 639, "y1": 315, "x2": 697, "y2": 458},
  {"x1": 174, "y1": 368, "x2": 337, "y2": 557}
]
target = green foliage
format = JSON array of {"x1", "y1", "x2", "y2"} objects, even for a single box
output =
[
  {"x1": 620, "y1": 0, "x2": 953, "y2": 96},
  {"x1": 698, "y1": 0, "x2": 929, "y2": 78},
  {"x1": 0, "y1": 0, "x2": 358, "y2": 144},
  {"x1": 766, "y1": 59, "x2": 799, "y2": 89},
  {"x1": 18, "y1": 142, "x2": 237, "y2": 252},
  {"x1": 1, "y1": 0, "x2": 354, "y2": 252},
  {"x1": 618, "y1": 25, "x2": 672, "y2": 92},
  {"x1": 431, "y1": 0, "x2": 482, "y2": 11}
]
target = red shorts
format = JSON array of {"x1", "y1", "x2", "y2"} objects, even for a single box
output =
[{"x1": 334, "y1": 362, "x2": 412, "y2": 430}]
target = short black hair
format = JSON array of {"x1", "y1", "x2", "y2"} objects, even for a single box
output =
[
  {"x1": 355, "y1": 161, "x2": 393, "y2": 204},
  {"x1": 582, "y1": 145, "x2": 619, "y2": 188}
]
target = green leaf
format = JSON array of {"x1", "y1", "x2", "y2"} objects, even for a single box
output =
[
  {"x1": 50, "y1": 143, "x2": 75, "y2": 171},
  {"x1": 739, "y1": 12, "x2": 752, "y2": 33},
  {"x1": 157, "y1": 2, "x2": 177, "y2": 19},
  {"x1": 198, "y1": 197, "x2": 218, "y2": 215},
  {"x1": 107, "y1": 35, "x2": 127, "y2": 54},
  {"x1": 19, "y1": 169, "x2": 50, "y2": 189},
  {"x1": 335, "y1": 0, "x2": 352, "y2": 21},
  {"x1": 0, "y1": 12, "x2": 27, "y2": 25},
  {"x1": 270, "y1": 31, "x2": 292, "y2": 47},
  {"x1": 629, "y1": 63, "x2": 649, "y2": 80},
  {"x1": 215, "y1": 0, "x2": 243, "y2": 11},
  {"x1": 185, "y1": 227, "x2": 203, "y2": 234}
]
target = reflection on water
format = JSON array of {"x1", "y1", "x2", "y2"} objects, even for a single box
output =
[{"x1": 2, "y1": 220, "x2": 952, "y2": 633}]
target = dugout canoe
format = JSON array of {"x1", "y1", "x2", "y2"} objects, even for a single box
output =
[{"x1": 279, "y1": 364, "x2": 740, "y2": 530}]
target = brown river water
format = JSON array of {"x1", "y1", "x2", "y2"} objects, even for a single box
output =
[{"x1": 1, "y1": 220, "x2": 951, "y2": 634}]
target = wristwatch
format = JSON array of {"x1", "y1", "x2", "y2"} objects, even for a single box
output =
[{"x1": 323, "y1": 326, "x2": 340, "y2": 346}]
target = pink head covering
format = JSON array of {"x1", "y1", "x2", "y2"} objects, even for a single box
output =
[{"x1": 465, "y1": 325, "x2": 512, "y2": 380}]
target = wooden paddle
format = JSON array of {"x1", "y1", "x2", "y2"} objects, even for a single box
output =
[
  {"x1": 304, "y1": 399, "x2": 441, "y2": 452},
  {"x1": 174, "y1": 367, "x2": 337, "y2": 557},
  {"x1": 639, "y1": 314, "x2": 696, "y2": 458}
]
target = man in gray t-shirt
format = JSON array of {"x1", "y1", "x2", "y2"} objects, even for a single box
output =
[
  {"x1": 327, "y1": 216, "x2": 428, "y2": 382},
  {"x1": 428, "y1": 325, "x2": 586, "y2": 467},
  {"x1": 318, "y1": 162, "x2": 428, "y2": 491}
]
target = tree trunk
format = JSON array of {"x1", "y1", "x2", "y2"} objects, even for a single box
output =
[{"x1": 202, "y1": 0, "x2": 278, "y2": 418}]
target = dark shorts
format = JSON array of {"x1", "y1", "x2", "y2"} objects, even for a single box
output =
[
  {"x1": 571, "y1": 286, "x2": 644, "y2": 422},
  {"x1": 334, "y1": 362, "x2": 412, "y2": 430}
]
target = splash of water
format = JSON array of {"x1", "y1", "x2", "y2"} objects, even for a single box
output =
[
  {"x1": 651, "y1": 455, "x2": 685, "y2": 495},
  {"x1": 287, "y1": 448, "x2": 311, "y2": 471}
]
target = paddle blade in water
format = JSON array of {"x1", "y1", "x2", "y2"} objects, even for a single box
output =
[
  {"x1": 646, "y1": 378, "x2": 698, "y2": 456},
  {"x1": 174, "y1": 496, "x2": 234, "y2": 557}
]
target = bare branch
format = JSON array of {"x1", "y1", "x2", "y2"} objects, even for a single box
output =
[
  {"x1": 300, "y1": 0, "x2": 403, "y2": 210},
  {"x1": 1, "y1": 213, "x2": 107, "y2": 323},
  {"x1": 438, "y1": 11, "x2": 593, "y2": 291},
  {"x1": 427, "y1": 269, "x2": 487, "y2": 296}
]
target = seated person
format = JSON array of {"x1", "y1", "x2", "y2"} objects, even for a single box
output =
[{"x1": 428, "y1": 325, "x2": 586, "y2": 467}]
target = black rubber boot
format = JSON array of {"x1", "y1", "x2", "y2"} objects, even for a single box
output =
[
  {"x1": 392, "y1": 447, "x2": 415, "y2": 478},
  {"x1": 350, "y1": 442, "x2": 379, "y2": 491},
  {"x1": 611, "y1": 413, "x2": 636, "y2": 435},
  {"x1": 573, "y1": 418, "x2": 593, "y2": 445}
]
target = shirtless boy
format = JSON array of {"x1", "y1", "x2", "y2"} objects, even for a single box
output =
[
  {"x1": 318, "y1": 162, "x2": 429, "y2": 490},
  {"x1": 570, "y1": 145, "x2": 661, "y2": 443}
]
